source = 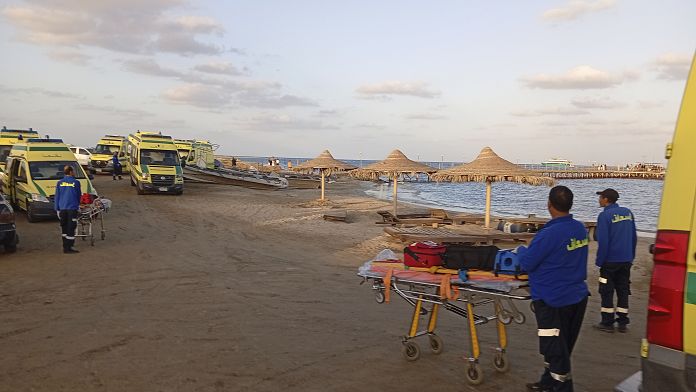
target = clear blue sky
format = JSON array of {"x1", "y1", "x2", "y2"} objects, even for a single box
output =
[{"x1": 0, "y1": 0, "x2": 694, "y2": 164}]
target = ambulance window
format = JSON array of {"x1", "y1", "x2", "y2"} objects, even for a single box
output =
[{"x1": 0, "y1": 146, "x2": 12, "y2": 163}]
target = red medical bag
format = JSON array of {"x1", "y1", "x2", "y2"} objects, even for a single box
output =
[{"x1": 403, "y1": 242, "x2": 446, "y2": 268}]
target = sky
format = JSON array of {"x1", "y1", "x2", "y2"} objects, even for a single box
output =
[{"x1": 0, "y1": 0, "x2": 694, "y2": 165}]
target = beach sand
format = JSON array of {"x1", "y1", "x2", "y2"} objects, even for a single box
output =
[{"x1": 0, "y1": 176, "x2": 652, "y2": 391}]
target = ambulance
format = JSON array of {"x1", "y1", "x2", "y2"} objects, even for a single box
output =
[
  {"x1": 91, "y1": 135, "x2": 129, "y2": 174},
  {"x1": 188, "y1": 140, "x2": 216, "y2": 169},
  {"x1": 1, "y1": 138, "x2": 96, "y2": 222},
  {"x1": 0, "y1": 127, "x2": 40, "y2": 172},
  {"x1": 174, "y1": 139, "x2": 194, "y2": 164},
  {"x1": 615, "y1": 55, "x2": 696, "y2": 391},
  {"x1": 126, "y1": 131, "x2": 183, "y2": 195}
]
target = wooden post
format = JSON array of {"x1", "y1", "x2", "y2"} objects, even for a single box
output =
[
  {"x1": 320, "y1": 170, "x2": 326, "y2": 201},
  {"x1": 484, "y1": 180, "x2": 492, "y2": 229},
  {"x1": 393, "y1": 174, "x2": 398, "y2": 215}
]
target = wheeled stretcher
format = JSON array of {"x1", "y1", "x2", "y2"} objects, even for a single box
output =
[
  {"x1": 359, "y1": 264, "x2": 531, "y2": 385},
  {"x1": 76, "y1": 198, "x2": 110, "y2": 246}
]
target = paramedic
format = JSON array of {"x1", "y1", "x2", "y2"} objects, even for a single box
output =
[
  {"x1": 517, "y1": 186, "x2": 589, "y2": 392},
  {"x1": 594, "y1": 188, "x2": 637, "y2": 333},
  {"x1": 55, "y1": 165, "x2": 82, "y2": 254},
  {"x1": 112, "y1": 151, "x2": 123, "y2": 180}
]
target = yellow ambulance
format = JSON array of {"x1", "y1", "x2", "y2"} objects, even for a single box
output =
[
  {"x1": 1, "y1": 138, "x2": 96, "y2": 222},
  {"x1": 126, "y1": 131, "x2": 183, "y2": 195},
  {"x1": 174, "y1": 139, "x2": 194, "y2": 164},
  {"x1": 91, "y1": 134, "x2": 129, "y2": 174},
  {"x1": 615, "y1": 55, "x2": 696, "y2": 391},
  {"x1": 0, "y1": 127, "x2": 40, "y2": 172},
  {"x1": 188, "y1": 140, "x2": 216, "y2": 169}
]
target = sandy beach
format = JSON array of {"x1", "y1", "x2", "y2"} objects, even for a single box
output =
[{"x1": 0, "y1": 176, "x2": 653, "y2": 392}]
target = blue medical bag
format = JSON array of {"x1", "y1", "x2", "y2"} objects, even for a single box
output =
[{"x1": 494, "y1": 250, "x2": 525, "y2": 278}]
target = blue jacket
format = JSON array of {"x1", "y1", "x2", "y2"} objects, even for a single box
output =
[
  {"x1": 54, "y1": 175, "x2": 81, "y2": 211},
  {"x1": 112, "y1": 155, "x2": 120, "y2": 166},
  {"x1": 518, "y1": 214, "x2": 589, "y2": 307},
  {"x1": 595, "y1": 203, "x2": 637, "y2": 267}
]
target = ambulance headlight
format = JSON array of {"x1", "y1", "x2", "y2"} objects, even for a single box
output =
[
  {"x1": 31, "y1": 194, "x2": 50, "y2": 203},
  {"x1": 142, "y1": 173, "x2": 150, "y2": 180}
]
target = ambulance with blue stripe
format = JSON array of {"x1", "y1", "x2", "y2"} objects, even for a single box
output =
[
  {"x1": 126, "y1": 131, "x2": 183, "y2": 195},
  {"x1": 0, "y1": 138, "x2": 96, "y2": 222}
]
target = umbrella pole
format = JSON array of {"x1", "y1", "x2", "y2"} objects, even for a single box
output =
[
  {"x1": 393, "y1": 175, "x2": 398, "y2": 215},
  {"x1": 320, "y1": 170, "x2": 325, "y2": 201},
  {"x1": 485, "y1": 180, "x2": 492, "y2": 229}
]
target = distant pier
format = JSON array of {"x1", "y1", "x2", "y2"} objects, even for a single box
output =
[{"x1": 531, "y1": 169, "x2": 664, "y2": 180}]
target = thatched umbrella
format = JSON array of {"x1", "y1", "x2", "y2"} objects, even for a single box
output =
[
  {"x1": 432, "y1": 147, "x2": 555, "y2": 228},
  {"x1": 350, "y1": 149, "x2": 436, "y2": 214},
  {"x1": 293, "y1": 150, "x2": 356, "y2": 200}
]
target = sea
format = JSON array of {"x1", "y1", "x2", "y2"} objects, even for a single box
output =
[{"x1": 237, "y1": 157, "x2": 663, "y2": 235}]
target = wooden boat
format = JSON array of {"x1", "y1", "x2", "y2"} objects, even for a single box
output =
[{"x1": 183, "y1": 165, "x2": 288, "y2": 190}]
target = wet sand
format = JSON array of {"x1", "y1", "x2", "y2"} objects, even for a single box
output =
[{"x1": 0, "y1": 176, "x2": 652, "y2": 391}]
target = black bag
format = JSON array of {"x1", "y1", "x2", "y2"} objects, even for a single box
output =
[{"x1": 442, "y1": 245, "x2": 499, "y2": 270}]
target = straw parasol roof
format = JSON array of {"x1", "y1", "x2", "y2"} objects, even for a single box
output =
[
  {"x1": 432, "y1": 147, "x2": 554, "y2": 228},
  {"x1": 432, "y1": 147, "x2": 554, "y2": 186},
  {"x1": 350, "y1": 149, "x2": 436, "y2": 180},
  {"x1": 293, "y1": 150, "x2": 356, "y2": 175}
]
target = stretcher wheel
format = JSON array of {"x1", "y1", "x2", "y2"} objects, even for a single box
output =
[
  {"x1": 402, "y1": 341, "x2": 420, "y2": 361},
  {"x1": 497, "y1": 312, "x2": 512, "y2": 325},
  {"x1": 375, "y1": 291, "x2": 385, "y2": 304},
  {"x1": 493, "y1": 352, "x2": 509, "y2": 373},
  {"x1": 530, "y1": 302, "x2": 536, "y2": 313},
  {"x1": 513, "y1": 313, "x2": 526, "y2": 324},
  {"x1": 465, "y1": 363, "x2": 484, "y2": 385},
  {"x1": 428, "y1": 334, "x2": 444, "y2": 355}
]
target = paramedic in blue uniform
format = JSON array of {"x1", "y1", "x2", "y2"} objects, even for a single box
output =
[
  {"x1": 594, "y1": 188, "x2": 637, "y2": 333},
  {"x1": 55, "y1": 165, "x2": 81, "y2": 254},
  {"x1": 112, "y1": 151, "x2": 123, "y2": 180},
  {"x1": 517, "y1": 186, "x2": 589, "y2": 392}
]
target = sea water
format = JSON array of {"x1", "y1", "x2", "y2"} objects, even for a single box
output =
[
  {"x1": 235, "y1": 156, "x2": 662, "y2": 234},
  {"x1": 364, "y1": 179, "x2": 662, "y2": 234}
]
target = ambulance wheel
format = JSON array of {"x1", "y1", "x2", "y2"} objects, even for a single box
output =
[
  {"x1": 402, "y1": 341, "x2": 420, "y2": 361},
  {"x1": 428, "y1": 334, "x2": 444, "y2": 355},
  {"x1": 374, "y1": 290, "x2": 385, "y2": 304},
  {"x1": 136, "y1": 183, "x2": 145, "y2": 195},
  {"x1": 26, "y1": 205, "x2": 38, "y2": 223},
  {"x1": 513, "y1": 313, "x2": 526, "y2": 324},
  {"x1": 4, "y1": 234, "x2": 17, "y2": 253},
  {"x1": 493, "y1": 352, "x2": 509, "y2": 373},
  {"x1": 466, "y1": 363, "x2": 484, "y2": 385},
  {"x1": 130, "y1": 177, "x2": 135, "y2": 186}
]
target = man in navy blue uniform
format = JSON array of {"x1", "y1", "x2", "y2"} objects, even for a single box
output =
[
  {"x1": 55, "y1": 165, "x2": 82, "y2": 254},
  {"x1": 594, "y1": 188, "x2": 637, "y2": 333},
  {"x1": 518, "y1": 186, "x2": 589, "y2": 392}
]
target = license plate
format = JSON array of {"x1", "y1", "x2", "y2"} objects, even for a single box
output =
[
  {"x1": 96, "y1": 169, "x2": 102, "y2": 173},
  {"x1": 159, "y1": 187, "x2": 168, "y2": 192}
]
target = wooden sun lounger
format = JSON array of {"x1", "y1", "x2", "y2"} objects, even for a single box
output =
[
  {"x1": 323, "y1": 210, "x2": 347, "y2": 222},
  {"x1": 383, "y1": 227, "x2": 535, "y2": 245},
  {"x1": 376, "y1": 210, "x2": 449, "y2": 226},
  {"x1": 500, "y1": 217, "x2": 598, "y2": 239}
]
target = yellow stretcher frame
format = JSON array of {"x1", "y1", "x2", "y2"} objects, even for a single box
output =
[{"x1": 360, "y1": 271, "x2": 529, "y2": 386}]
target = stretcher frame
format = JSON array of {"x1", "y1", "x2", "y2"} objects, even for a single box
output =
[
  {"x1": 76, "y1": 199, "x2": 108, "y2": 246},
  {"x1": 359, "y1": 270, "x2": 531, "y2": 385}
]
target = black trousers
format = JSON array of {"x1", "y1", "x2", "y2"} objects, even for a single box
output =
[
  {"x1": 599, "y1": 262, "x2": 631, "y2": 325},
  {"x1": 534, "y1": 297, "x2": 588, "y2": 392},
  {"x1": 59, "y1": 210, "x2": 78, "y2": 251},
  {"x1": 113, "y1": 164, "x2": 123, "y2": 179}
]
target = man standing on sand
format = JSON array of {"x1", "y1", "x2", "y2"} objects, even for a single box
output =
[
  {"x1": 517, "y1": 186, "x2": 589, "y2": 392},
  {"x1": 55, "y1": 165, "x2": 82, "y2": 254},
  {"x1": 594, "y1": 188, "x2": 637, "y2": 333}
]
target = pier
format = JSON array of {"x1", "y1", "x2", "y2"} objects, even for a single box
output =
[{"x1": 531, "y1": 169, "x2": 664, "y2": 180}]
